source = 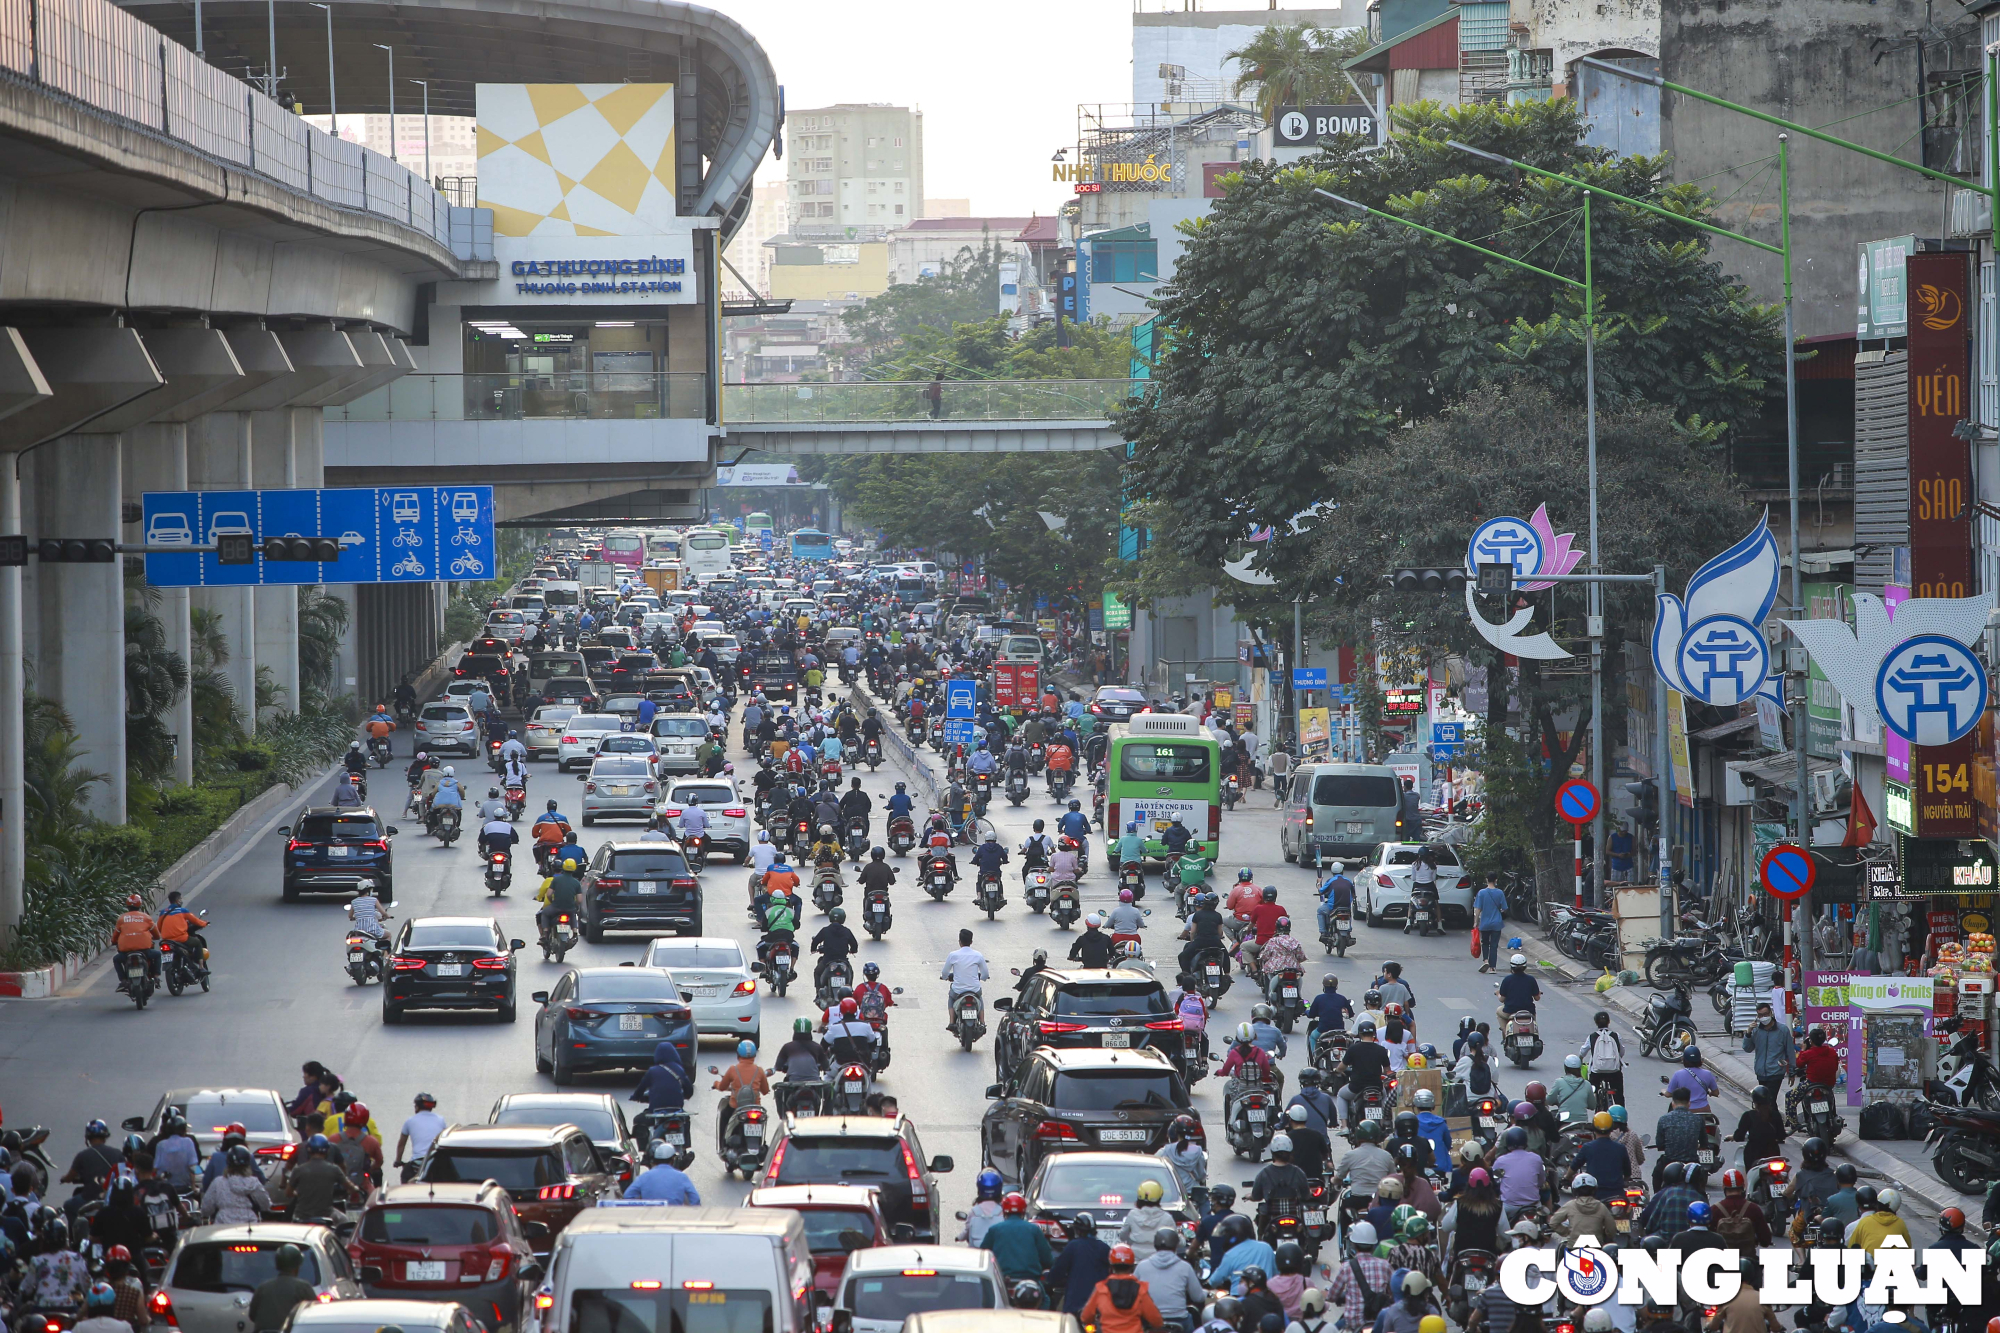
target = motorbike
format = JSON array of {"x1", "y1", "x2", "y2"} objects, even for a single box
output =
[
  {"x1": 816, "y1": 957, "x2": 854, "y2": 1012},
  {"x1": 504, "y1": 783, "x2": 527, "y2": 820},
  {"x1": 1466, "y1": 1095, "x2": 1505, "y2": 1148},
  {"x1": 975, "y1": 869, "x2": 1006, "y2": 920},
  {"x1": 714, "y1": 1092, "x2": 770, "y2": 1178},
  {"x1": 1319, "y1": 907, "x2": 1354, "y2": 958},
  {"x1": 369, "y1": 735, "x2": 393, "y2": 768},
  {"x1": 160, "y1": 936, "x2": 210, "y2": 996},
  {"x1": 1050, "y1": 878, "x2": 1081, "y2": 929},
  {"x1": 345, "y1": 930, "x2": 389, "y2": 984},
  {"x1": 1048, "y1": 768, "x2": 1074, "y2": 802},
  {"x1": 844, "y1": 819, "x2": 869, "y2": 863},
  {"x1": 888, "y1": 816, "x2": 916, "y2": 856},
  {"x1": 541, "y1": 911, "x2": 580, "y2": 962},
  {"x1": 862, "y1": 887, "x2": 893, "y2": 939},
  {"x1": 1446, "y1": 1249, "x2": 1498, "y2": 1326},
  {"x1": 1348, "y1": 1080, "x2": 1387, "y2": 1134},
  {"x1": 1929, "y1": 1015, "x2": 2000, "y2": 1109},
  {"x1": 1405, "y1": 885, "x2": 1440, "y2": 937},
  {"x1": 684, "y1": 831, "x2": 711, "y2": 873},
  {"x1": 1024, "y1": 867, "x2": 1052, "y2": 914},
  {"x1": 1789, "y1": 1080, "x2": 1844, "y2": 1142},
  {"x1": 1311, "y1": 1030, "x2": 1349, "y2": 1079},
  {"x1": 831, "y1": 1062, "x2": 873, "y2": 1115},
  {"x1": 485, "y1": 848, "x2": 513, "y2": 895},
  {"x1": 1221, "y1": 774, "x2": 1240, "y2": 811},
  {"x1": 1635, "y1": 984, "x2": 1700, "y2": 1058},
  {"x1": 1501, "y1": 1009, "x2": 1543, "y2": 1067},
  {"x1": 113, "y1": 951, "x2": 157, "y2": 1009},
  {"x1": 923, "y1": 854, "x2": 956, "y2": 901},
  {"x1": 1120, "y1": 862, "x2": 1146, "y2": 901},
  {"x1": 812, "y1": 866, "x2": 843, "y2": 912},
  {"x1": 1027, "y1": 742, "x2": 1047, "y2": 773},
  {"x1": 761, "y1": 940, "x2": 797, "y2": 998},
  {"x1": 1923, "y1": 1100, "x2": 2000, "y2": 1195},
  {"x1": 971, "y1": 771, "x2": 993, "y2": 815},
  {"x1": 1606, "y1": 1183, "x2": 1646, "y2": 1237},
  {"x1": 1746, "y1": 1155, "x2": 1791, "y2": 1229},
  {"x1": 949, "y1": 990, "x2": 986, "y2": 1051},
  {"x1": 430, "y1": 804, "x2": 462, "y2": 845},
  {"x1": 633, "y1": 1108, "x2": 695, "y2": 1171},
  {"x1": 863, "y1": 737, "x2": 883, "y2": 770},
  {"x1": 1270, "y1": 968, "x2": 1305, "y2": 1032},
  {"x1": 1224, "y1": 1076, "x2": 1276, "y2": 1158},
  {"x1": 1193, "y1": 946, "x2": 1233, "y2": 1000},
  {"x1": 1005, "y1": 770, "x2": 1031, "y2": 807},
  {"x1": 1643, "y1": 924, "x2": 1732, "y2": 987}
]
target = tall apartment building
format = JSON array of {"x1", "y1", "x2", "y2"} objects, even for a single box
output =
[
  {"x1": 786, "y1": 103, "x2": 924, "y2": 234},
  {"x1": 721, "y1": 181, "x2": 790, "y2": 298}
]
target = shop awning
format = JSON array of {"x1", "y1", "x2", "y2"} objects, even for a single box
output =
[
  {"x1": 1734, "y1": 753, "x2": 1843, "y2": 793},
  {"x1": 1690, "y1": 713, "x2": 1760, "y2": 742}
]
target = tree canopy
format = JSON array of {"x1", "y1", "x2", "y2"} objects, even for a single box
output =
[
  {"x1": 1115, "y1": 97, "x2": 1785, "y2": 590},
  {"x1": 1226, "y1": 22, "x2": 1369, "y2": 121}
]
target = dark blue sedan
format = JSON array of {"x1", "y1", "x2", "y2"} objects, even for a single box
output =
[{"x1": 531, "y1": 965, "x2": 695, "y2": 1086}]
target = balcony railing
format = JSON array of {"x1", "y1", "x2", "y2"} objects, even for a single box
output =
[
  {"x1": 720, "y1": 379, "x2": 1141, "y2": 423},
  {"x1": 332, "y1": 373, "x2": 708, "y2": 422}
]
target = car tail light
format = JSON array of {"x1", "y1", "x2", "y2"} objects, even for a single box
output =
[
  {"x1": 596, "y1": 878, "x2": 624, "y2": 891},
  {"x1": 584, "y1": 783, "x2": 595, "y2": 794},
  {"x1": 364, "y1": 840, "x2": 389, "y2": 852},
  {"x1": 472, "y1": 956, "x2": 508, "y2": 970},
  {"x1": 565, "y1": 1008, "x2": 604, "y2": 1020},
  {"x1": 537, "y1": 1184, "x2": 577, "y2": 1200},
  {"x1": 455, "y1": 667, "x2": 466, "y2": 675},
  {"x1": 644, "y1": 782, "x2": 657, "y2": 793},
  {"x1": 732, "y1": 979, "x2": 757, "y2": 996},
  {"x1": 1145, "y1": 1018, "x2": 1184, "y2": 1031},
  {"x1": 393, "y1": 956, "x2": 426, "y2": 971},
  {"x1": 672, "y1": 877, "x2": 696, "y2": 891},
  {"x1": 724, "y1": 808, "x2": 746, "y2": 817},
  {"x1": 1038, "y1": 1021, "x2": 1089, "y2": 1034},
  {"x1": 287, "y1": 838, "x2": 312, "y2": 853},
  {"x1": 563, "y1": 736, "x2": 578, "y2": 744},
  {"x1": 1035, "y1": 1120, "x2": 1080, "y2": 1140},
  {"x1": 1378, "y1": 874, "x2": 1394, "y2": 887},
  {"x1": 150, "y1": 1291, "x2": 178, "y2": 1327}
]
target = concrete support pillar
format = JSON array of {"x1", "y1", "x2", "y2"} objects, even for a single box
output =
[
  {"x1": 189, "y1": 413, "x2": 257, "y2": 736},
  {"x1": 0, "y1": 459, "x2": 23, "y2": 940},
  {"x1": 37, "y1": 436, "x2": 126, "y2": 821},
  {"x1": 251, "y1": 409, "x2": 298, "y2": 717},
  {"x1": 123, "y1": 423, "x2": 195, "y2": 787}
]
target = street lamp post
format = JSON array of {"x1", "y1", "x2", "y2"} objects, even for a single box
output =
[
  {"x1": 411, "y1": 78, "x2": 430, "y2": 181},
  {"x1": 374, "y1": 43, "x2": 395, "y2": 163},
  {"x1": 310, "y1": 2, "x2": 334, "y2": 132}
]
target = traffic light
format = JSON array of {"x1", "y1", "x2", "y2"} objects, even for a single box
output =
[
  {"x1": 216, "y1": 534, "x2": 254, "y2": 565},
  {"x1": 1390, "y1": 567, "x2": 1467, "y2": 594},
  {"x1": 37, "y1": 538, "x2": 116, "y2": 563},
  {"x1": 0, "y1": 536, "x2": 25, "y2": 567},
  {"x1": 261, "y1": 536, "x2": 343, "y2": 562},
  {"x1": 1623, "y1": 779, "x2": 1659, "y2": 831}
]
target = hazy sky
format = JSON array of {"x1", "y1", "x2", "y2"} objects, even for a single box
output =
[{"x1": 710, "y1": 0, "x2": 1135, "y2": 216}]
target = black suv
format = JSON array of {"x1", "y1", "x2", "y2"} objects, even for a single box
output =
[
  {"x1": 994, "y1": 968, "x2": 1182, "y2": 1088},
  {"x1": 981, "y1": 1047, "x2": 1195, "y2": 1186},
  {"x1": 760, "y1": 1114, "x2": 953, "y2": 1242},
  {"x1": 580, "y1": 839, "x2": 701, "y2": 942},
  {"x1": 383, "y1": 915, "x2": 526, "y2": 1023},
  {"x1": 281, "y1": 807, "x2": 398, "y2": 901}
]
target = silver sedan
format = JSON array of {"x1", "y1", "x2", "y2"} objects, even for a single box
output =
[{"x1": 579, "y1": 755, "x2": 659, "y2": 824}]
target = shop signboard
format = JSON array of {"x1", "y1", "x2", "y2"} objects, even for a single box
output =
[
  {"x1": 1905, "y1": 250, "x2": 1973, "y2": 598},
  {"x1": 1802, "y1": 969, "x2": 1852, "y2": 1090},
  {"x1": 1235, "y1": 700, "x2": 1253, "y2": 727},
  {"x1": 1844, "y1": 974, "x2": 1934, "y2": 1106},
  {"x1": 1382, "y1": 685, "x2": 1425, "y2": 715},
  {"x1": 1298, "y1": 707, "x2": 1330, "y2": 756},
  {"x1": 1102, "y1": 590, "x2": 1131, "y2": 630},
  {"x1": 1857, "y1": 235, "x2": 1916, "y2": 338},
  {"x1": 1897, "y1": 833, "x2": 1998, "y2": 894},
  {"x1": 1667, "y1": 691, "x2": 1694, "y2": 806},
  {"x1": 1803, "y1": 582, "x2": 1847, "y2": 759}
]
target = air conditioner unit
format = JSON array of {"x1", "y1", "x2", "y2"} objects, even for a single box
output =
[
  {"x1": 1810, "y1": 767, "x2": 1850, "y2": 815},
  {"x1": 1723, "y1": 760, "x2": 1757, "y2": 807}
]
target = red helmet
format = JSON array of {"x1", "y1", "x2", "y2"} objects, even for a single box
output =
[
  {"x1": 224, "y1": 1122, "x2": 247, "y2": 1137},
  {"x1": 105, "y1": 1245, "x2": 132, "y2": 1263},
  {"x1": 840, "y1": 997, "x2": 859, "y2": 1016},
  {"x1": 1940, "y1": 1206, "x2": 1966, "y2": 1231},
  {"x1": 1719, "y1": 1169, "x2": 1745, "y2": 1191},
  {"x1": 1108, "y1": 1244, "x2": 1137, "y2": 1270},
  {"x1": 1001, "y1": 1192, "x2": 1028, "y2": 1216},
  {"x1": 343, "y1": 1102, "x2": 370, "y2": 1127},
  {"x1": 1523, "y1": 1081, "x2": 1547, "y2": 1103},
  {"x1": 126, "y1": 894, "x2": 143, "y2": 909}
]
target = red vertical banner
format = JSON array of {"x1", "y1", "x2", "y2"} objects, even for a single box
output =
[{"x1": 1906, "y1": 250, "x2": 1973, "y2": 598}]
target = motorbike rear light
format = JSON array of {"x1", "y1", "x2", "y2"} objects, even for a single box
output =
[
  {"x1": 733, "y1": 979, "x2": 757, "y2": 996},
  {"x1": 150, "y1": 1289, "x2": 178, "y2": 1326},
  {"x1": 1768, "y1": 1160, "x2": 1788, "y2": 1176},
  {"x1": 535, "y1": 1294, "x2": 555, "y2": 1312},
  {"x1": 1035, "y1": 1120, "x2": 1081, "y2": 1140},
  {"x1": 492, "y1": 854, "x2": 507, "y2": 865},
  {"x1": 393, "y1": 956, "x2": 426, "y2": 970},
  {"x1": 472, "y1": 956, "x2": 508, "y2": 970},
  {"x1": 1039, "y1": 1020, "x2": 1089, "y2": 1034},
  {"x1": 537, "y1": 1184, "x2": 577, "y2": 1200}
]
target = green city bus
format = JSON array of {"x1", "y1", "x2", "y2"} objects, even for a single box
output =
[{"x1": 1104, "y1": 713, "x2": 1221, "y2": 863}]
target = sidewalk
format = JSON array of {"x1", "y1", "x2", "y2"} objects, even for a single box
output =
[{"x1": 1506, "y1": 926, "x2": 1967, "y2": 1212}]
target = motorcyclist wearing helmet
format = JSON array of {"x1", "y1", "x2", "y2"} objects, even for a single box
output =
[
  {"x1": 1335, "y1": 1021, "x2": 1392, "y2": 1129},
  {"x1": 1107, "y1": 888, "x2": 1146, "y2": 940},
  {"x1": 1206, "y1": 1213, "x2": 1277, "y2": 1297},
  {"x1": 1016, "y1": 948, "x2": 1053, "y2": 996},
  {"x1": 857, "y1": 845, "x2": 897, "y2": 906},
  {"x1": 1134, "y1": 1227, "x2": 1206, "y2": 1333},
  {"x1": 394, "y1": 1092, "x2": 446, "y2": 1179},
  {"x1": 327, "y1": 1104, "x2": 383, "y2": 1193},
  {"x1": 1548, "y1": 1170, "x2": 1616, "y2": 1246},
  {"x1": 1048, "y1": 836, "x2": 1083, "y2": 886},
  {"x1": 1666, "y1": 1043, "x2": 1720, "y2": 1112},
  {"x1": 884, "y1": 780, "x2": 914, "y2": 822},
  {"x1": 711, "y1": 1040, "x2": 771, "y2": 1124},
  {"x1": 1114, "y1": 1177, "x2": 1176, "y2": 1260},
  {"x1": 960, "y1": 1168, "x2": 1009, "y2": 1246},
  {"x1": 1257, "y1": 917, "x2": 1307, "y2": 996},
  {"x1": 1056, "y1": 798, "x2": 1090, "y2": 846},
  {"x1": 1549, "y1": 1055, "x2": 1594, "y2": 1124},
  {"x1": 1304, "y1": 974, "x2": 1354, "y2": 1053},
  {"x1": 824, "y1": 996, "x2": 881, "y2": 1069},
  {"x1": 110, "y1": 893, "x2": 162, "y2": 993},
  {"x1": 536, "y1": 857, "x2": 585, "y2": 945},
  {"x1": 199, "y1": 1145, "x2": 274, "y2": 1224},
  {"x1": 1711, "y1": 1167, "x2": 1771, "y2": 1251},
  {"x1": 1638, "y1": 1161, "x2": 1704, "y2": 1235},
  {"x1": 1176, "y1": 887, "x2": 1229, "y2": 980},
  {"x1": 281, "y1": 1135, "x2": 355, "y2": 1222},
  {"x1": 810, "y1": 907, "x2": 860, "y2": 994},
  {"x1": 1078, "y1": 1242, "x2": 1162, "y2": 1333},
  {"x1": 1070, "y1": 914, "x2": 1117, "y2": 969},
  {"x1": 1279, "y1": 1103, "x2": 1332, "y2": 1180},
  {"x1": 1782, "y1": 1136, "x2": 1837, "y2": 1216},
  {"x1": 1156, "y1": 1115, "x2": 1208, "y2": 1215},
  {"x1": 979, "y1": 1193, "x2": 1054, "y2": 1288},
  {"x1": 1567, "y1": 1111, "x2": 1628, "y2": 1200},
  {"x1": 1495, "y1": 954, "x2": 1540, "y2": 1020},
  {"x1": 1490, "y1": 1125, "x2": 1548, "y2": 1219},
  {"x1": 624, "y1": 1140, "x2": 701, "y2": 1203},
  {"x1": 1115, "y1": 821, "x2": 1146, "y2": 871},
  {"x1": 1359, "y1": 988, "x2": 1388, "y2": 1032},
  {"x1": 1048, "y1": 1212, "x2": 1113, "y2": 1316},
  {"x1": 774, "y1": 1017, "x2": 830, "y2": 1087},
  {"x1": 1287, "y1": 1066, "x2": 1339, "y2": 1139},
  {"x1": 809, "y1": 824, "x2": 847, "y2": 886},
  {"x1": 1249, "y1": 1004, "x2": 1287, "y2": 1060},
  {"x1": 1219, "y1": 1023, "x2": 1281, "y2": 1128}
]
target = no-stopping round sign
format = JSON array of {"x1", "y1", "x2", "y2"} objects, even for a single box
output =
[
  {"x1": 1555, "y1": 779, "x2": 1600, "y2": 828},
  {"x1": 1760, "y1": 843, "x2": 1815, "y2": 900}
]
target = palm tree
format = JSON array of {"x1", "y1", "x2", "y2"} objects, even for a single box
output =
[
  {"x1": 23, "y1": 695, "x2": 104, "y2": 848},
  {"x1": 125, "y1": 597, "x2": 188, "y2": 783},
  {"x1": 297, "y1": 586, "x2": 350, "y2": 699},
  {"x1": 1229, "y1": 21, "x2": 1347, "y2": 121},
  {"x1": 188, "y1": 606, "x2": 244, "y2": 764}
]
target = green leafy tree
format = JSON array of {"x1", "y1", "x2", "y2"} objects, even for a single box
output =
[
  {"x1": 1117, "y1": 97, "x2": 1785, "y2": 587},
  {"x1": 124, "y1": 590, "x2": 188, "y2": 785},
  {"x1": 297, "y1": 586, "x2": 351, "y2": 700},
  {"x1": 1228, "y1": 21, "x2": 1369, "y2": 119},
  {"x1": 840, "y1": 240, "x2": 1004, "y2": 367}
]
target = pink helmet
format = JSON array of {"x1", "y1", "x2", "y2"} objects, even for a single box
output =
[{"x1": 1119, "y1": 888, "x2": 1135, "y2": 903}]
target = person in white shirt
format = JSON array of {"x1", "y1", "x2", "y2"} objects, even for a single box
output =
[
  {"x1": 346, "y1": 884, "x2": 389, "y2": 938},
  {"x1": 940, "y1": 927, "x2": 988, "y2": 1031},
  {"x1": 395, "y1": 1094, "x2": 447, "y2": 1175}
]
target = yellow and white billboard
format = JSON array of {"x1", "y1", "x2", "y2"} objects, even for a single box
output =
[{"x1": 476, "y1": 83, "x2": 678, "y2": 237}]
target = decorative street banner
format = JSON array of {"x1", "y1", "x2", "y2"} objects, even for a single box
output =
[
  {"x1": 1298, "y1": 707, "x2": 1330, "y2": 756},
  {"x1": 1651, "y1": 514, "x2": 1780, "y2": 707},
  {"x1": 1905, "y1": 250, "x2": 1973, "y2": 599},
  {"x1": 1461, "y1": 504, "x2": 1585, "y2": 661},
  {"x1": 1783, "y1": 587, "x2": 1992, "y2": 738}
]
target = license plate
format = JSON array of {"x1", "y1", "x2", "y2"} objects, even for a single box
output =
[
  {"x1": 933, "y1": 876, "x2": 948, "y2": 886},
  {"x1": 1102, "y1": 1033, "x2": 1131, "y2": 1048},
  {"x1": 1100, "y1": 1128, "x2": 1147, "y2": 1142},
  {"x1": 606, "y1": 785, "x2": 631, "y2": 796},
  {"x1": 1617, "y1": 1219, "x2": 1631, "y2": 1232},
  {"x1": 1345, "y1": 822, "x2": 1369, "y2": 835},
  {"x1": 435, "y1": 963, "x2": 464, "y2": 977},
  {"x1": 666, "y1": 1131, "x2": 686, "y2": 1145},
  {"x1": 637, "y1": 881, "x2": 658, "y2": 894},
  {"x1": 1811, "y1": 1101, "x2": 1830, "y2": 1114},
  {"x1": 1281, "y1": 987, "x2": 1299, "y2": 999},
  {"x1": 845, "y1": 1081, "x2": 865, "y2": 1093},
  {"x1": 1698, "y1": 1149, "x2": 1718, "y2": 1165},
  {"x1": 406, "y1": 1261, "x2": 447, "y2": 1282},
  {"x1": 1304, "y1": 1211, "x2": 1325, "y2": 1226},
  {"x1": 620, "y1": 1014, "x2": 645, "y2": 1030},
  {"x1": 329, "y1": 845, "x2": 350, "y2": 857},
  {"x1": 347, "y1": 950, "x2": 365, "y2": 962},
  {"x1": 1466, "y1": 1277, "x2": 1488, "y2": 1295},
  {"x1": 1205, "y1": 964, "x2": 1220, "y2": 976},
  {"x1": 1362, "y1": 1105, "x2": 1381, "y2": 1121},
  {"x1": 1247, "y1": 1109, "x2": 1267, "y2": 1123},
  {"x1": 743, "y1": 1123, "x2": 764, "y2": 1140}
]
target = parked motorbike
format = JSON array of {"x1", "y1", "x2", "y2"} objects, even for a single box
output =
[
  {"x1": 1635, "y1": 984, "x2": 1700, "y2": 1058},
  {"x1": 345, "y1": 931, "x2": 389, "y2": 985},
  {"x1": 1924, "y1": 1100, "x2": 2000, "y2": 1195},
  {"x1": 1050, "y1": 878, "x2": 1081, "y2": 929},
  {"x1": 1929, "y1": 1014, "x2": 2000, "y2": 1109},
  {"x1": 1643, "y1": 925, "x2": 1732, "y2": 987},
  {"x1": 485, "y1": 848, "x2": 513, "y2": 896},
  {"x1": 949, "y1": 990, "x2": 986, "y2": 1051},
  {"x1": 975, "y1": 869, "x2": 1006, "y2": 920}
]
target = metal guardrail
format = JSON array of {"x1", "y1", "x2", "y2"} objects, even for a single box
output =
[
  {"x1": 0, "y1": 0, "x2": 453, "y2": 247},
  {"x1": 332, "y1": 372, "x2": 709, "y2": 422},
  {"x1": 721, "y1": 379, "x2": 1142, "y2": 424}
]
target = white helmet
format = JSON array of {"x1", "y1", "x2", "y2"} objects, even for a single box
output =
[
  {"x1": 1584, "y1": 1312, "x2": 1615, "y2": 1332},
  {"x1": 1348, "y1": 1221, "x2": 1377, "y2": 1247},
  {"x1": 1570, "y1": 1172, "x2": 1597, "y2": 1192},
  {"x1": 443, "y1": 766, "x2": 456, "y2": 777},
  {"x1": 1268, "y1": 1134, "x2": 1293, "y2": 1154},
  {"x1": 1510, "y1": 953, "x2": 1527, "y2": 967},
  {"x1": 1876, "y1": 1187, "x2": 1901, "y2": 1211},
  {"x1": 1286, "y1": 1105, "x2": 1309, "y2": 1124}
]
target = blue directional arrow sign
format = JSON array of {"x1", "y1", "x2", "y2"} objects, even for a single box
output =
[
  {"x1": 943, "y1": 720, "x2": 977, "y2": 745},
  {"x1": 1292, "y1": 668, "x2": 1328, "y2": 690},
  {"x1": 141, "y1": 486, "x2": 493, "y2": 587}
]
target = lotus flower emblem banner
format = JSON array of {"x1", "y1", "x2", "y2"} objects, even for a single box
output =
[
  {"x1": 1651, "y1": 516, "x2": 1781, "y2": 707},
  {"x1": 1462, "y1": 505, "x2": 1586, "y2": 661}
]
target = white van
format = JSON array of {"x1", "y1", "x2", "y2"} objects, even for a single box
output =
[{"x1": 534, "y1": 1207, "x2": 813, "y2": 1333}]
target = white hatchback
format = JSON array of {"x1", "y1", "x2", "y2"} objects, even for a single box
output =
[
  {"x1": 656, "y1": 776, "x2": 750, "y2": 861},
  {"x1": 1358, "y1": 841, "x2": 1473, "y2": 928},
  {"x1": 640, "y1": 935, "x2": 760, "y2": 1042},
  {"x1": 650, "y1": 713, "x2": 711, "y2": 774}
]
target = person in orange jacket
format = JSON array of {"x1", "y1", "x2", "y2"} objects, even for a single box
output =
[
  {"x1": 1079, "y1": 1244, "x2": 1164, "y2": 1333},
  {"x1": 111, "y1": 894, "x2": 161, "y2": 993}
]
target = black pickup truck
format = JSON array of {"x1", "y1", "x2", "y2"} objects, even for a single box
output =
[{"x1": 753, "y1": 666, "x2": 800, "y2": 705}]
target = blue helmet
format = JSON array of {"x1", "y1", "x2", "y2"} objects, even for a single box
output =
[
  {"x1": 976, "y1": 1168, "x2": 1005, "y2": 1201},
  {"x1": 1687, "y1": 1201, "x2": 1712, "y2": 1226},
  {"x1": 86, "y1": 1283, "x2": 117, "y2": 1311},
  {"x1": 305, "y1": 1134, "x2": 332, "y2": 1154},
  {"x1": 737, "y1": 1040, "x2": 757, "y2": 1058}
]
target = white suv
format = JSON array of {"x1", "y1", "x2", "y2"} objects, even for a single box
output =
[
  {"x1": 556, "y1": 713, "x2": 628, "y2": 771},
  {"x1": 656, "y1": 776, "x2": 750, "y2": 861}
]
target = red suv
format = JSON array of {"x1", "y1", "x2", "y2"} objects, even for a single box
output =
[{"x1": 349, "y1": 1181, "x2": 547, "y2": 1332}]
